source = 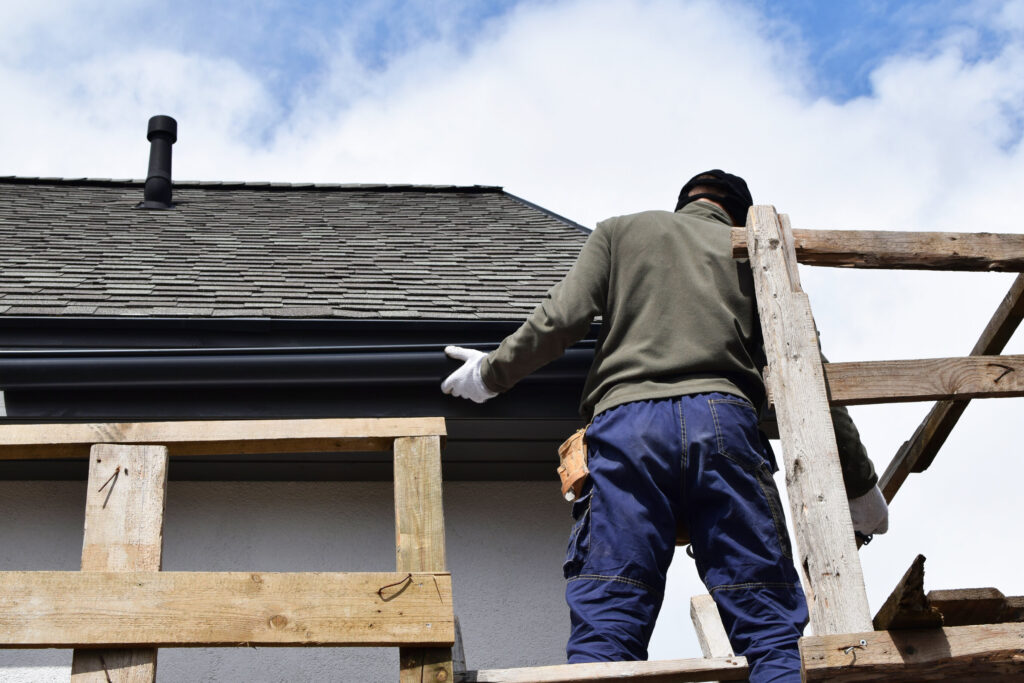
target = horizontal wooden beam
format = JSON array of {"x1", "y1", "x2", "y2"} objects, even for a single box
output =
[
  {"x1": 732, "y1": 228, "x2": 1024, "y2": 271},
  {"x1": 881, "y1": 273, "x2": 1024, "y2": 501},
  {"x1": 816, "y1": 355, "x2": 1024, "y2": 406},
  {"x1": 457, "y1": 656, "x2": 750, "y2": 682},
  {"x1": 0, "y1": 571, "x2": 453, "y2": 648},
  {"x1": 800, "y1": 623, "x2": 1024, "y2": 682},
  {"x1": 0, "y1": 417, "x2": 447, "y2": 460}
]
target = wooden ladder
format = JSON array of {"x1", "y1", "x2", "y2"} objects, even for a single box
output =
[{"x1": 0, "y1": 418, "x2": 453, "y2": 683}]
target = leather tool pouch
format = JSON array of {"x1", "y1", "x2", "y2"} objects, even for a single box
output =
[{"x1": 557, "y1": 426, "x2": 589, "y2": 501}]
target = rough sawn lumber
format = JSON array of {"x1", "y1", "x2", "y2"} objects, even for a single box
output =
[
  {"x1": 456, "y1": 656, "x2": 750, "y2": 682},
  {"x1": 732, "y1": 228, "x2": 1024, "y2": 271}
]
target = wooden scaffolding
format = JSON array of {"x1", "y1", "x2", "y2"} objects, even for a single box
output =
[{"x1": 1, "y1": 206, "x2": 1023, "y2": 681}]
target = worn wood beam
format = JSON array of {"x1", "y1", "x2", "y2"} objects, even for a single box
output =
[
  {"x1": 691, "y1": 594, "x2": 733, "y2": 683},
  {"x1": 928, "y1": 588, "x2": 1008, "y2": 627},
  {"x1": 880, "y1": 273, "x2": 1024, "y2": 501},
  {"x1": 456, "y1": 656, "x2": 750, "y2": 682},
  {"x1": 0, "y1": 417, "x2": 447, "y2": 460},
  {"x1": 872, "y1": 554, "x2": 943, "y2": 631},
  {"x1": 816, "y1": 355, "x2": 1024, "y2": 406},
  {"x1": 800, "y1": 623, "x2": 1024, "y2": 682},
  {"x1": 732, "y1": 228, "x2": 1024, "y2": 271},
  {"x1": 744, "y1": 205, "x2": 872, "y2": 635},
  {"x1": 394, "y1": 435, "x2": 453, "y2": 683},
  {"x1": 0, "y1": 571, "x2": 453, "y2": 648},
  {"x1": 71, "y1": 445, "x2": 169, "y2": 683}
]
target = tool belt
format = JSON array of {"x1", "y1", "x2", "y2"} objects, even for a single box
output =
[{"x1": 557, "y1": 425, "x2": 691, "y2": 546}]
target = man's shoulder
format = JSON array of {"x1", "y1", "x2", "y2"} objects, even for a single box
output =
[{"x1": 597, "y1": 209, "x2": 680, "y2": 231}]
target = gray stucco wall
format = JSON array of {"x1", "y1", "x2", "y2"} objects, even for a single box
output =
[{"x1": 0, "y1": 480, "x2": 572, "y2": 682}]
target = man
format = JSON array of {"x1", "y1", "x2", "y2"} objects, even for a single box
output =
[{"x1": 441, "y1": 171, "x2": 887, "y2": 682}]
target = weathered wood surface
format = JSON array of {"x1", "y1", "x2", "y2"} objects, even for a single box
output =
[
  {"x1": 744, "y1": 205, "x2": 872, "y2": 635},
  {"x1": 880, "y1": 273, "x2": 1024, "y2": 501},
  {"x1": 822, "y1": 355, "x2": 1024, "y2": 406},
  {"x1": 0, "y1": 417, "x2": 447, "y2": 460},
  {"x1": 800, "y1": 623, "x2": 1024, "y2": 682},
  {"x1": 690, "y1": 594, "x2": 733, "y2": 683},
  {"x1": 872, "y1": 554, "x2": 942, "y2": 631},
  {"x1": 732, "y1": 228, "x2": 1024, "y2": 271},
  {"x1": 0, "y1": 571, "x2": 454, "y2": 647},
  {"x1": 928, "y1": 588, "x2": 1008, "y2": 627},
  {"x1": 456, "y1": 656, "x2": 750, "y2": 682},
  {"x1": 72, "y1": 445, "x2": 169, "y2": 683},
  {"x1": 394, "y1": 435, "x2": 453, "y2": 683}
]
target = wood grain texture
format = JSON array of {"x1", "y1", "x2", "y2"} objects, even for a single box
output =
[
  {"x1": 732, "y1": 228, "x2": 1024, "y2": 271},
  {"x1": 0, "y1": 571, "x2": 454, "y2": 647},
  {"x1": 872, "y1": 555, "x2": 942, "y2": 631},
  {"x1": 456, "y1": 656, "x2": 750, "y2": 682},
  {"x1": 72, "y1": 445, "x2": 169, "y2": 682},
  {"x1": 822, "y1": 355, "x2": 1024, "y2": 406},
  {"x1": 928, "y1": 588, "x2": 1007, "y2": 627},
  {"x1": 880, "y1": 273, "x2": 1024, "y2": 501},
  {"x1": 744, "y1": 205, "x2": 872, "y2": 635},
  {"x1": 0, "y1": 417, "x2": 447, "y2": 460},
  {"x1": 799, "y1": 623, "x2": 1024, "y2": 682},
  {"x1": 690, "y1": 594, "x2": 733, "y2": 658},
  {"x1": 394, "y1": 435, "x2": 453, "y2": 683}
]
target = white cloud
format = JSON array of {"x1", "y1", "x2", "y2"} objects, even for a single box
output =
[{"x1": 2, "y1": 0, "x2": 1023, "y2": 663}]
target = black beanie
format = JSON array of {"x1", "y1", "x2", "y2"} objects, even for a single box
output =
[{"x1": 675, "y1": 169, "x2": 753, "y2": 226}]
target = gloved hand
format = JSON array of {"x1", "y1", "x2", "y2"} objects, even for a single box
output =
[
  {"x1": 849, "y1": 485, "x2": 888, "y2": 536},
  {"x1": 441, "y1": 346, "x2": 498, "y2": 404}
]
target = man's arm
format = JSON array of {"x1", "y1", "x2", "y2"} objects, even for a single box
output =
[{"x1": 479, "y1": 222, "x2": 611, "y2": 393}]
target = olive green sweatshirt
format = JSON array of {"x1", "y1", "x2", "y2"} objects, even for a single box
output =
[{"x1": 480, "y1": 201, "x2": 877, "y2": 497}]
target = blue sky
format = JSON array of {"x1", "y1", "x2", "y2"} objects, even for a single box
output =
[{"x1": 2, "y1": 0, "x2": 1024, "y2": 668}]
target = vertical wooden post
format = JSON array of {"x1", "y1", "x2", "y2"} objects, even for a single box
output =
[
  {"x1": 394, "y1": 435, "x2": 452, "y2": 683},
  {"x1": 745, "y1": 206, "x2": 872, "y2": 635},
  {"x1": 71, "y1": 444, "x2": 169, "y2": 683},
  {"x1": 690, "y1": 594, "x2": 733, "y2": 683}
]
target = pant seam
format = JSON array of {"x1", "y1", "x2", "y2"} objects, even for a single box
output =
[
  {"x1": 708, "y1": 581, "x2": 800, "y2": 593},
  {"x1": 567, "y1": 573, "x2": 662, "y2": 596}
]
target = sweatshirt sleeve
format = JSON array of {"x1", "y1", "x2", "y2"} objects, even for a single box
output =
[
  {"x1": 821, "y1": 353, "x2": 878, "y2": 497},
  {"x1": 479, "y1": 221, "x2": 611, "y2": 393}
]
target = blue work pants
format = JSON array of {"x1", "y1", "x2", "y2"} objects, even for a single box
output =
[{"x1": 563, "y1": 393, "x2": 808, "y2": 682}]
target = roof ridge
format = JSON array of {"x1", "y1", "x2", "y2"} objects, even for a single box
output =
[{"x1": 0, "y1": 176, "x2": 503, "y2": 193}]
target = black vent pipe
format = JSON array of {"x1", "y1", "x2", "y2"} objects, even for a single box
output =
[{"x1": 138, "y1": 115, "x2": 177, "y2": 209}]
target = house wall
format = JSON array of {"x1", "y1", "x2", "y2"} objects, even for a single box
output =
[{"x1": 0, "y1": 480, "x2": 571, "y2": 682}]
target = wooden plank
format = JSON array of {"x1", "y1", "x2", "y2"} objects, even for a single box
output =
[
  {"x1": 872, "y1": 554, "x2": 943, "y2": 631},
  {"x1": 456, "y1": 656, "x2": 750, "y2": 682},
  {"x1": 800, "y1": 623, "x2": 1024, "y2": 682},
  {"x1": 744, "y1": 205, "x2": 872, "y2": 635},
  {"x1": 821, "y1": 355, "x2": 1024, "y2": 406},
  {"x1": 732, "y1": 228, "x2": 1024, "y2": 271},
  {"x1": 72, "y1": 445, "x2": 169, "y2": 683},
  {"x1": 394, "y1": 435, "x2": 453, "y2": 683},
  {"x1": 881, "y1": 273, "x2": 1024, "y2": 501},
  {"x1": 928, "y1": 588, "x2": 1007, "y2": 627},
  {"x1": 0, "y1": 417, "x2": 447, "y2": 460},
  {"x1": 691, "y1": 594, "x2": 733, "y2": 658},
  {"x1": 0, "y1": 571, "x2": 454, "y2": 648}
]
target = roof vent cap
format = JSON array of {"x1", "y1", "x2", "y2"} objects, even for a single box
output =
[{"x1": 137, "y1": 114, "x2": 177, "y2": 210}]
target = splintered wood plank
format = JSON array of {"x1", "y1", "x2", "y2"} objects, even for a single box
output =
[
  {"x1": 732, "y1": 228, "x2": 1024, "y2": 271},
  {"x1": 0, "y1": 418, "x2": 447, "y2": 460},
  {"x1": 72, "y1": 445, "x2": 169, "y2": 683},
  {"x1": 394, "y1": 435, "x2": 453, "y2": 683},
  {"x1": 743, "y1": 205, "x2": 872, "y2": 635},
  {"x1": 872, "y1": 555, "x2": 942, "y2": 631},
  {"x1": 881, "y1": 273, "x2": 1024, "y2": 501},
  {"x1": 456, "y1": 656, "x2": 750, "y2": 682},
  {"x1": 0, "y1": 571, "x2": 453, "y2": 648},
  {"x1": 821, "y1": 355, "x2": 1024, "y2": 406},
  {"x1": 800, "y1": 623, "x2": 1024, "y2": 682}
]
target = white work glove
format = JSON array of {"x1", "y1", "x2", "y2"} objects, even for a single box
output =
[
  {"x1": 441, "y1": 346, "x2": 498, "y2": 404},
  {"x1": 849, "y1": 485, "x2": 889, "y2": 536}
]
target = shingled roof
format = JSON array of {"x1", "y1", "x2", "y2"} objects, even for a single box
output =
[{"x1": 0, "y1": 177, "x2": 589, "y2": 320}]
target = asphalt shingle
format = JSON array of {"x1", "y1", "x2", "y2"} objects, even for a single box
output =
[{"x1": 0, "y1": 178, "x2": 589, "y2": 320}]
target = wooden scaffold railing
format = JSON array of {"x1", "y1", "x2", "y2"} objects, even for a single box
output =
[{"x1": 0, "y1": 418, "x2": 453, "y2": 683}]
